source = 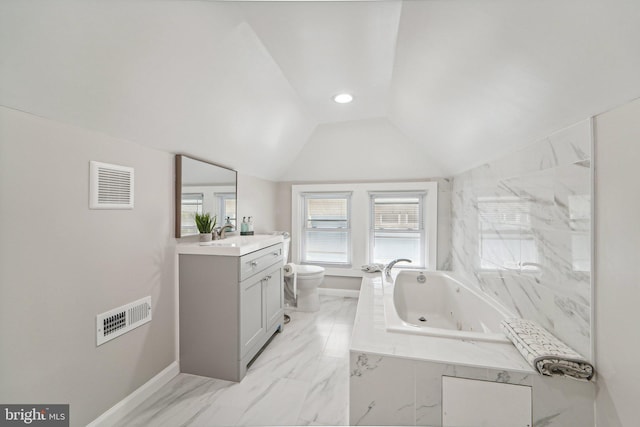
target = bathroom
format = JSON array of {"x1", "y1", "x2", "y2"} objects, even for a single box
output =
[{"x1": 0, "y1": 1, "x2": 639, "y2": 426}]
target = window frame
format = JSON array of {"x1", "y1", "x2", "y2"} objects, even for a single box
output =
[
  {"x1": 215, "y1": 192, "x2": 237, "y2": 229},
  {"x1": 300, "y1": 192, "x2": 352, "y2": 267},
  {"x1": 291, "y1": 182, "x2": 438, "y2": 277},
  {"x1": 369, "y1": 191, "x2": 427, "y2": 268}
]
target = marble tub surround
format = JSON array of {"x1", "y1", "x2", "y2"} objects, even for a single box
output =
[
  {"x1": 451, "y1": 119, "x2": 593, "y2": 359},
  {"x1": 350, "y1": 352, "x2": 595, "y2": 427},
  {"x1": 352, "y1": 272, "x2": 533, "y2": 372},
  {"x1": 350, "y1": 275, "x2": 595, "y2": 426},
  {"x1": 118, "y1": 296, "x2": 357, "y2": 426}
]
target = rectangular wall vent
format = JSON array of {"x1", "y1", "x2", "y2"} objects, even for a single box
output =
[
  {"x1": 96, "y1": 296, "x2": 151, "y2": 346},
  {"x1": 90, "y1": 161, "x2": 134, "y2": 209}
]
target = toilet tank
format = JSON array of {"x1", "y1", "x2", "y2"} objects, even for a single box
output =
[{"x1": 272, "y1": 231, "x2": 290, "y2": 265}]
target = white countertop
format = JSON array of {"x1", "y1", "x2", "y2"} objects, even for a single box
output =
[
  {"x1": 177, "y1": 234, "x2": 284, "y2": 256},
  {"x1": 350, "y1": 272, "x2": 535, "y2": 373}
]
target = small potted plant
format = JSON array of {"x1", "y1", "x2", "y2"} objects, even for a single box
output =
[{"x1": 194, "y1": 212, "x2": 216, "y2": 242}]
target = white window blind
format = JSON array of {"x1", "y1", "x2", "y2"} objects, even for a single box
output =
[
  {"x1": 301, "y1": 193, "x2": 351, "y2": 265},
  {"x1": 369, "y1": 192, "x2": 426, "y2": 267},
  {"x1": 181, "y1": 193, "x2": 203, "y2": 235}
]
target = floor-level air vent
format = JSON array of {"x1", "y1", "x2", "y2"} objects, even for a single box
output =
[
  {"x1": 96, "y1": 296, "x2": 152, "y2": 346},
  {"x1": 90, "y1": 161, "x2": 134, "y2": 209}
]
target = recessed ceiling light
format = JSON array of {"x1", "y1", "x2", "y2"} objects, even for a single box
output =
[{"x1": 333, "y1": 93, "x2": 354, "y2": 104}]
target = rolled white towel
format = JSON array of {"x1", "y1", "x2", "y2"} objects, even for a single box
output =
[
  {"x1": 501, "y1": 318, "x2": 594, "y2": 381},
  {"x1": 361, "y1": 263, "x2": 384, "y2": 273}
]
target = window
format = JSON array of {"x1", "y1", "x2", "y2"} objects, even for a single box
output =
[
  {"x1": 181, "y1": 193, "x2": 203, "y2": 235},
  {"x1": 292, "y1": 182, "x2": 438, "y2": 276},
  {"x1": 478, "y1": 196, "x2": 539, "y2": 271},
  {"x1": 216, "y1": 192, "x2": 237, "y2": 229},
  {"x1": 301, "y1": 193, "x2": 351, "y2": 266},
  {"x1": 370, "y1": 193, "x2": 425, "y2": 267}
]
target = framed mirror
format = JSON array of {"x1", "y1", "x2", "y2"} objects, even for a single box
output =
[{"x1": 175, "y1": 155, "x2": 237, "y2": 238}]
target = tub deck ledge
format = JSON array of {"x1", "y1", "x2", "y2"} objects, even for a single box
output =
[{"x1": 350, "y1": 272, "x2": 535, "y2": 373}]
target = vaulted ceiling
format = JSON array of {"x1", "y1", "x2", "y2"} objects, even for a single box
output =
[{"x1": 2, "y1": 0, "x2": 640, "y2": 180}]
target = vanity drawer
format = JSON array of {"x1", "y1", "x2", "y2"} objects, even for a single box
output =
[{"x1": 240, "y1": 243, "x2": 283, "y2": 281}]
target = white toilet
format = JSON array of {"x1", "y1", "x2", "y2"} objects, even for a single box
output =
[
  {"x1": 280, "y1": 233, "x2": 324, "y2": 312},
  {"x1": 291, "y1": 264, "x2": 324, "y2": 312}
]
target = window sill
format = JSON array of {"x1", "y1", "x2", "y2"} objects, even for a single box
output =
[{"x1": 325, "y1": 268, "x2": 364, "y2": 278}]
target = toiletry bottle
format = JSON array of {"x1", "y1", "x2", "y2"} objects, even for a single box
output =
[
  {"x1": 241, "y1": 217, "x2": 248, "y2": 235},
  {"x1": 225, "y1": 216, "x2": 233, "y2": 230},
  {"x1": 248, "y1": 217, "x2": 254, "y2": 235}
]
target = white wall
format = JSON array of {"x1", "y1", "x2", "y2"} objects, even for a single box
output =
[
  {"x1": 276, "y1": 178, "x2": 453, "y2": 276},
  {"x1": 0, "y1": 0, "x2": 316, "y2": 181},
  {"x1": 237, "y1": 173, "x2": 279, "y2": 233},
  {"x1": 594, "y1": 98, "x2": 640, "y2": 426},
  {"x1": 278, "y1": 118, "x2": 446, "y2": 181},
  {"x1": 0, "y1": 107, "x2": 176, "y2": 426},
  {"x1": 273, "y1": 117, "x2": 454, "y2": 269}
]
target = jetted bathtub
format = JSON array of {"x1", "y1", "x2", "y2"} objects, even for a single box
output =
[{"x1": 383, "y1": 270, "x2": 515, "y2": 343}]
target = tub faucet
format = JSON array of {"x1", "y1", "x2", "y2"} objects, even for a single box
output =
[
  {"x1": 384, "y1": 258, "x2": 412, "y2": 278},
  {"x1": 213, "y1": 225, "x2": 234, "y2": 240}
]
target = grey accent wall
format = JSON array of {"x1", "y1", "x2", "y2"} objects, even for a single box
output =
[
  {"x1": 594, "y1": 98, "x2": 640, "y2": 427},
  {"x1": 0, "y1": 107, "x2": 176, "y2": 426},
  {"x1": 451, "y1": 119, "x2": 592, "y2": 359}
]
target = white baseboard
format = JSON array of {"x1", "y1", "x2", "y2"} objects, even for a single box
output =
[
  {"x1": 319, "y1": 288, "x2": 360, "y2": 298},
  {"x1": 88, "y1": 361, "x2": 179, "y2": 427}
]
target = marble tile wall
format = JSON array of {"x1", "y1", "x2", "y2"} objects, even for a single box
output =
[
  {"x1": 451, "y1": 119, "x2": 593, "y2": 359},
  {"x1": 437, "y1": 178, "x2": 453, "y2": 271},
  {"x1": 350, "y1": 351, "x2": 595, "y2": 427}
]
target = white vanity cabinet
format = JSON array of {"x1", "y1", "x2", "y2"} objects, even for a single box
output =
[{"x1": 179, "y1": 241, "x2": 284, "y2": 382}]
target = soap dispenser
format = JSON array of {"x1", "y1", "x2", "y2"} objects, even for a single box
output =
[
  {"x1": 247, "y1": 217, "x2": 254, "y2": 236},
  {"x1": 241, "y1": 217, "x2": 248, "y2": 235}
]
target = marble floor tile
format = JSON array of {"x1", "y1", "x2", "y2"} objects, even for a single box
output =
[
  {"x1": 298, "y1": 356, "x2": 350, "y2": 426},
  {"x1": 178, "y1": 404, "x2": 246, "y2": 427},
  {"x1": 120, "y1": 295, "x2": 358, "y2": 426},
  {"x1": 246, "y1": 323, "x2": 328, "y2": 382},
  {"x1": 235, "y1": 377, "x2": 311, "y2": 426},
  {"x1": 323, "y1": 324, "x2": 354, "y2": 358},
  {"x1": 334, "y1": 299, "x2": 358, "y2": 325},
  {"x1": 115, "y1": 374, "x2": 237, "y2": 427}
]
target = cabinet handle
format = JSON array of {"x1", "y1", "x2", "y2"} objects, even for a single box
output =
[
  {"x1": 272, "y1": 252, "x2": 279, "y2": 256},
  {"x1": 250, "y1": 261, "x2": 258, "y2": 267},
  {"x1": 260, "y1": 275, "x2": 271, "y2": 283}
]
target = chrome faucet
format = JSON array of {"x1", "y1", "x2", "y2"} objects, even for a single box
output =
[
  {"x1": 213, "y1": 225, "x2": 234, "y2": 240},
  {"x1": 384, "y1": 258, "x2": 412, "y2": 278}
]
